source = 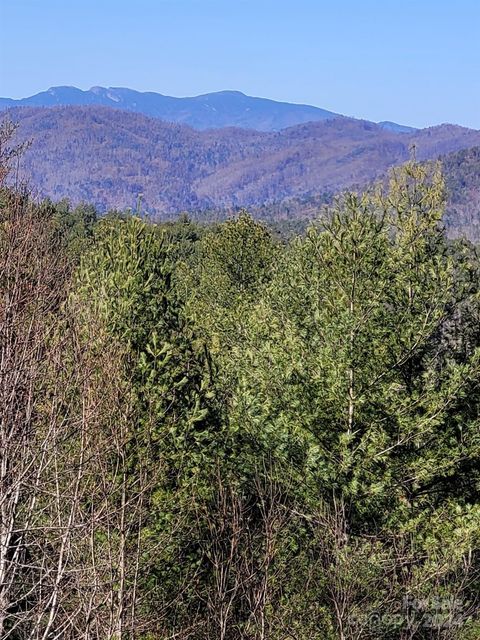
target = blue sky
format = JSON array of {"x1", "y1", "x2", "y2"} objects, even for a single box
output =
[{"x1": 1, "y1": 0, "x2": 479, "y2": 128}]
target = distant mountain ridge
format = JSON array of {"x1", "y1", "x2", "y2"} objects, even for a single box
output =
[
  {"x1": 0, "y1": 85, "x2": 416, "y2": 132},
  {"x1": 8, "y1": 105, "x2": 480, "y2": 225}
]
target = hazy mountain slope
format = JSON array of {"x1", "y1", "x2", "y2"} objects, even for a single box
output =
[
  {"x1": 442, "y1": 146, "x2": 480, "y2": 241},
  {"x1": 0, "y1": 85, "x2": 414, "y2": 132},
  {"x1": 251, "y1": 145, "x2": 480, "y2": 242},
  {"x1": 0, "y1": 86, "x2": 341, "y2": 131},
  {"x1": 8, "y1": 106, "x2": 480, "y2": 219}
]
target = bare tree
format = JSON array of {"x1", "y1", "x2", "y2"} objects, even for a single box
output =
[{"x1": 0, "y1": 181, "x2": 70, "y2": 636}]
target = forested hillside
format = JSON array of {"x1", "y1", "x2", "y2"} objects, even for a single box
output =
[
  {"x1": 8, "y1": 106, "x2": 480, "y2": 219},
  {"x1": 2, "y1": 120, "x2": 480, "y2": 639},
  {"x1": 248, "y1": 146, "x2": 480, "y2": 242},
  {"x1": 443, "y1": 146, "x2": 480, "y2": 240}
]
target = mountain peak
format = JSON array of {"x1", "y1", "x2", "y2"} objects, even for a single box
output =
[{"x1": 209, "y1": 90, "x2": 246, "y2": 96}]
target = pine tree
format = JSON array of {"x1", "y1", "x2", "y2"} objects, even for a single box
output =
[{"x1": 232, "y1": 163, "x2": 480, "y2": 638}]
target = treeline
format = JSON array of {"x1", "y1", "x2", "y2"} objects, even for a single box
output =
[{"x1": 1, "y1": 122, "x2": 480, "y2": 639}]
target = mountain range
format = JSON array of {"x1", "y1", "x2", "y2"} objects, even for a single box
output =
[
  {"x1": 2, "y1": 87, "x2": 480, "y2": 240},
  {"x1": 6, "y1": 104, "x2": 480, "y2": 222},
  {"x1": 0, "y1": 86, "x2": 417, "y2": 133}
]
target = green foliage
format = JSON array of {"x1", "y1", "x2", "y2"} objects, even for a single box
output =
[
  {"x1": 4, "y1": 160, "x2": 480, "y2": 639},
  {"x1": 73, "y1": 216, "x2": 225, "y2": 634},
  {"x1": 75, "y1": 214, "x2": 218, "y2": 474},
  {"x1": 219, "y1": 163, "x2": 480, "y2": 637},
  {"x1": 38, "y1": 197, "x2": 98, "y2": 259},
  {"x1": 182, "y1": 212, "x2": 278, "y2": 353}
]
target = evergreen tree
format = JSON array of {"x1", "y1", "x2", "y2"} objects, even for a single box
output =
[
  {"x1": 230, "y1": 164, "x2": 480, "y2": 638},
  {"x1": 74, "y1": 216, "x2": 220, "y2": 637}
]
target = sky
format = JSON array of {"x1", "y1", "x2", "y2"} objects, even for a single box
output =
[{"x1": 1, "y1": 0, "x2": 479, "y2": 129}]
